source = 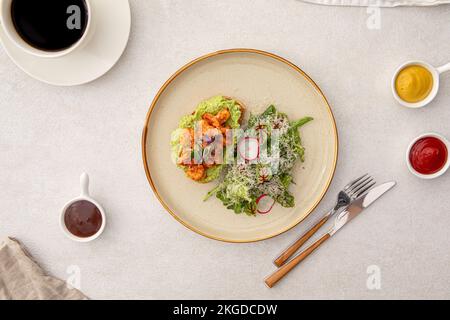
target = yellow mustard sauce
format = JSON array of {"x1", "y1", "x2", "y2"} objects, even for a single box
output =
[{"x1": 395, "y1": 65, "x2": 433, "y2": 103}]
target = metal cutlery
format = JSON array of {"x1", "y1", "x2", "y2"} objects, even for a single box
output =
[
  {"x1": 273, "y1": 174, "x2": 376, "y2": 268},
  {"x1": 265, "y1": 181, "x2": 396, "y2": 288}
]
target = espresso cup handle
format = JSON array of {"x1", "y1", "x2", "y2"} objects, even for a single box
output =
[
  {"x1": 437, "y1": 63, "x2": 450, "y2": 74},
  {"x1": 80, "y1": 172, "x2": 90, "y2": 197}
]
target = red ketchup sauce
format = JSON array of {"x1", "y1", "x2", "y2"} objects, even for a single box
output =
[
  {"x1": 409, "y1": 137, "x2": 448, "y2": 175},
  {"x1": 64, "y1": 200, "x2": 102, "y2": 238}
]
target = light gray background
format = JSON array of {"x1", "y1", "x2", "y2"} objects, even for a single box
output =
[{"x1": 1, "y1": 0, "x2": 449, "y2": 300}]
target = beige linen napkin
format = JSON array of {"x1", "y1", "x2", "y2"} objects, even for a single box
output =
[
  {"x1": 301, "y1": 0, "x2": 450, "y2": 6},
  {"x1": 0, "y1": 237, "x2": 87, "y2": 300}
]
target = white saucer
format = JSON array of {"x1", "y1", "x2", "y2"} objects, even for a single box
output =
[{"x1": 0, "y1": 0, "x2": 131, "y2": 86}]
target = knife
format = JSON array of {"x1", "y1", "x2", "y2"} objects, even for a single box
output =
[{"x1": 265, "y1": 181, "x2": 397, "y2": 288}]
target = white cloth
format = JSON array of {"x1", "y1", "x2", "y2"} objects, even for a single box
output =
[{"x1": 301, "y1": 0, "x2": 449, "y2": 7}]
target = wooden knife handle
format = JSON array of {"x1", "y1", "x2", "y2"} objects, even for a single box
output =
[
  {"x1": 273, "y1": 214, "x2": 330, "y2": 267},
  {"x1": 265, "y1": 233, "x2": 330, "y2": 288}
]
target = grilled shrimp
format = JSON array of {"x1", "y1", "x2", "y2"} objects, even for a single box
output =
[
  {"x1": 186, "y1": 165, "x2": 206, "y2": 181},
  {"x1": 202, "y1": 113, "x2": 220, "y2": 128},
  {"x1": 215, "y1": 108, "x2": 230, "y2": 125},
  {"x1": 203, "y1": 108, "x2": 230, "y2": 128},
  {"x1": 199, "y1": 119, "x2": 214, "y2": 133}
]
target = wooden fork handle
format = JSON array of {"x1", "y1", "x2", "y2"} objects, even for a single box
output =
[
  {"x1": 273, "y1": 214, "x2": 330, "y2": 267},
  {"x1": 265, "y1": 233, "x2": 330, "y2": 288}
]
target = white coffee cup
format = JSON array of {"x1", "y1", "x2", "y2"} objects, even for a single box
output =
[
  {"x1": 392, "y1": 60, "x2": 450, "y2": 109},
  {"x1": 0, "y1": 0, "x2": 92, "y2": 58}
]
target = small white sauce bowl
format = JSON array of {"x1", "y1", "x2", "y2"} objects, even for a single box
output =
[
  {"x1": 406, "y1": 132, "x2": 450, "y2": 179},
  {"x1": 60, "y1": 173, "x2": 106, "y2": 242},
  {"x1": 392, "y1": 60, "x2": 450, "y2": 109}
]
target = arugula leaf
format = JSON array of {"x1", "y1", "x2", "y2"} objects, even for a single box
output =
[{"x1": 290, "y1": 117, "x2": 314, "y2": 131}]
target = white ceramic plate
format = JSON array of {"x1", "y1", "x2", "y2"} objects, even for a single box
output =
[
  {"x1": 0, "y1": 0, "x2": 130, "y2": 86},
  {"x1": 142, "y1": 49, "x2": 338, "y2": 243}
]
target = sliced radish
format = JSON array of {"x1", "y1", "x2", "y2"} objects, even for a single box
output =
[
  {"x1": 256, "y1": 194, "x2": 275, "y2": 214},
  {"x1": 238, "y1": 137, "x2": 260, "y2": 161}
]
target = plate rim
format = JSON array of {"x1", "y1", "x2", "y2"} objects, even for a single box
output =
[{"x1": 141, "y1": 48, "x2": 339, "y2": 243}]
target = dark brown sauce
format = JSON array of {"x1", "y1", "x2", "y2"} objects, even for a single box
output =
[{"x1": 64, "y1": 200, "x2": 102, "y2": 238}]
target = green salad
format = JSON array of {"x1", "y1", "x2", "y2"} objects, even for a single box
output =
[{"x1": 205, "y1": 105, "x2": 313, "y2": 215}]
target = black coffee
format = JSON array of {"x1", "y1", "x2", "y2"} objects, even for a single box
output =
[{"x1": 11, "y1": 0, "x2": 88, "y2": 52}]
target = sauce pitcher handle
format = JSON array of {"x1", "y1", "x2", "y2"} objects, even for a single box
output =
[
  {"x1": 436, "y1": 62, "x2": 450, "y2": 74},
  {"x1": 80, "y1": 172, "x2": 90, "y2": 197}
]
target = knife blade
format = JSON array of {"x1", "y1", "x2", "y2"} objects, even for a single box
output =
[{"x1": 329, "y1": 181, "x2": 396, "y2": 236}]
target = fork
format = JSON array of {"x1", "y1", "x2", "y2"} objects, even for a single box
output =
[{"x1": 273, "y1": 174, "x2": 375, "y2": 267}]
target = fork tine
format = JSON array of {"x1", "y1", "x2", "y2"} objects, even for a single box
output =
[
  {"x1": 344, "y1": 174, "x2": 368, "y2": 191},
  {"x1": 356, "y1": 181, "x2": 376, "y2": 198},
  {"x1": 349, "y1": 175, "x2": 373, "y2": 193},
  {"x1": 355, "y1": 181, "x2": 376, "y2": 198},
  {"x1": 349, "y1": 176, "x2": 374, "y2": 197}
]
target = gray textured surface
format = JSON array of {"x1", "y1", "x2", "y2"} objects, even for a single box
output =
[{"x1": 0, "y1": 0, "x2": 449, "y2": 300}]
